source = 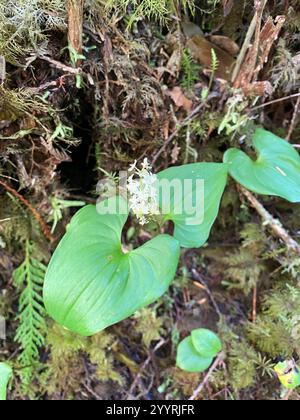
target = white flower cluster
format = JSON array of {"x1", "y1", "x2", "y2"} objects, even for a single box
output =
[{"x1": 127, "y1": 158, "x2": 159, "y2": 225}]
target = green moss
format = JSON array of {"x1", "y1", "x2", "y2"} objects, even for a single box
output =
[
  {"x1": 42, "y1": 325, "x2": 123, "y2": 398},
  {"x1": 86, "y1": 333, "x2": 124, "y2": 385},
  {"x1": 104, "y1": 0, "x2": 195, "y2": 26},
  {"x1": 134, "y1": 307, "x2": 165, "y2": 348},
  {"x1": 247, "y1": 285, "x2": 300, "y2": 357}
]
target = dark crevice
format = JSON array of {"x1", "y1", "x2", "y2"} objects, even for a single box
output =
[{"x1": 58, "y1": 99, "x2": 96, "y2": 194}]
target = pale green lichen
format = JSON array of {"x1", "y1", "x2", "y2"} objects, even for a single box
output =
[{"x1": 0, "y1": 0, "x2": 67, "y2": 63}]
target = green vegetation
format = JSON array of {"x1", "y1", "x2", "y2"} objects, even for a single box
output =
[
  {"x1": 177, "y1": 329, "x2": 222, "y2": 372},
  {"x1": 1, "y1": 0, "x2": 300, "y2": 401}
]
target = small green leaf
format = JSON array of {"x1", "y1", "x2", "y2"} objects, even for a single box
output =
[
  {"x1": 157, "y1": 163, "x2": 228, "y2": 248},
  {"x1": 43, "y1": 196, "x2": 180, "y2": 336},
  {"x1": 0, "y1": 363, "x2": 12, "y2": 401},
  {"x1": 191, "y1": 328, "x2": 222, "y2": 358},
  {"x1": 176, "y1": 336, "x2": 213, "y2": 373},
  {"x1": 224, "y1": 129, "x2": 300, "y2": 203}
]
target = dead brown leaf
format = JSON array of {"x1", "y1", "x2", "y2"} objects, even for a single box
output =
[
  {"x1": 187, "y1": 35, "x2": 236, "y2": 81},
  {"x1": 208, "y1": 35, "x2": 239, "y2": 57},
  {"x1": 166, "y1": 49, "x2": 183, "y2": 78},
  {"x1": 167, "y1": 87, "x2": 193, "y2": 112}
]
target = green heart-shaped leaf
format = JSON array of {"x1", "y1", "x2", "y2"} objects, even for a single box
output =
[
  {"x1": 224, "y1": 129, "x2": 300, "y2": 203},
  {"x1": 191, "y1": 329, "x2": 222, "y2": 358},
  {"x1": 176, "y1": 336, "x2": 213, "y2": 373},
  {"x1": 0, "y1": 363, "x2": 12, "y2": 401},
  {"x1": 157, "y1": 163, "x2": 228, "y2": 248},
  {"x1": 43, "y1": 196, "x2": 180, "y2": 336}
]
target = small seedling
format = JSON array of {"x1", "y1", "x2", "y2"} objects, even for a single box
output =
[{"x1": 176, "y1": 329, "x2": 222, "y2": 373}]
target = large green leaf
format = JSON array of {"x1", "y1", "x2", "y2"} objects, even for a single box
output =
[
  {"x1": 224, "y1": 129, "x2": 300, "y2": 203},
  {"x1": 43, "y1": 196, "x2": 180, "y2": 336},
  {"x1": 157, "y1": 163, "x2": 228, "y2": 248},
  {"x1": 0, "y1": 363, "x2": 12, "y2": 401},
  {"x1": 176, "y1": 336, "x2": 213, "y2": 373}
]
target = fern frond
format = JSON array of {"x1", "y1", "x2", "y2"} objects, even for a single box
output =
[
  {"x1": 210, "y1": 48, "x2": 219, "y2": 73},
  {"x1": 13, "y1": 241, "x2": 47, "y2": 389},
  {"x1": 181, "y1": 49, "x2": 201, "y2": 90},
  {"x1": 203, "y1": 48, "x2": 219, "y2": 99}
]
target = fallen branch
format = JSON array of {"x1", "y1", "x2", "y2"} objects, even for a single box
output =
[
  {"x1": 233, "y1": 0, "x2": 268, "y2": 87},
  {"x1": 0, "y1": 179, "x2": 54, "y2": 243},
  {"x1": 232, "y1": 0, "x2": 267, "y2": 85},
  {"x1": 233, "y1": 1, "x2": 285, "y2": 96},
  {"x1": 239, "y1": 185, "x2": 300, "y2": 254},
  {"x1": 189, "y1": 352, "x2": 225, "y2": 400}
]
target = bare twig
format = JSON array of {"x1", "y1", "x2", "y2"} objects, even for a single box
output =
[
  {"x1": 83, "y1": 359, "x2": 102, "y2": 400},
  {"x1": 152, "y1": 103, "x2": 205, "y2": 166},
  {"x1": 239, "y1": 185, "x2": 300, "y2": 254},
  {"x1": 286, "y1": 94, "x2": 300, "y2": 141},
  {"x1": 189, "y1": 352, "x2": 225, "y2": 400},
  {"x1": 250, "y1": 93, "x2": 300, "y2": 112},
  {"x1": 27, "y1": 76, "x2": 69, "y2": 93},
  {"x1": 127, "y1": 339, "x2": 166, "y2": 398},
  {"x1": 191, "y1": 269, "x2": 222, "y2": 317},
  {"x1": 38, "y1": 55, "x2": 81, "y2": 74}
]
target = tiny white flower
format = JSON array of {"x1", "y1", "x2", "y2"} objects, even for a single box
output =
[
  {"x1": 127, "y1": 158, "x2": 159, "y2": 225},
  {"x1": 141, "y1": 158, "x2": 152, "y2": 171},
  {"x1": 129, "y1": 160, "x2": 138, "y2": 172}
]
